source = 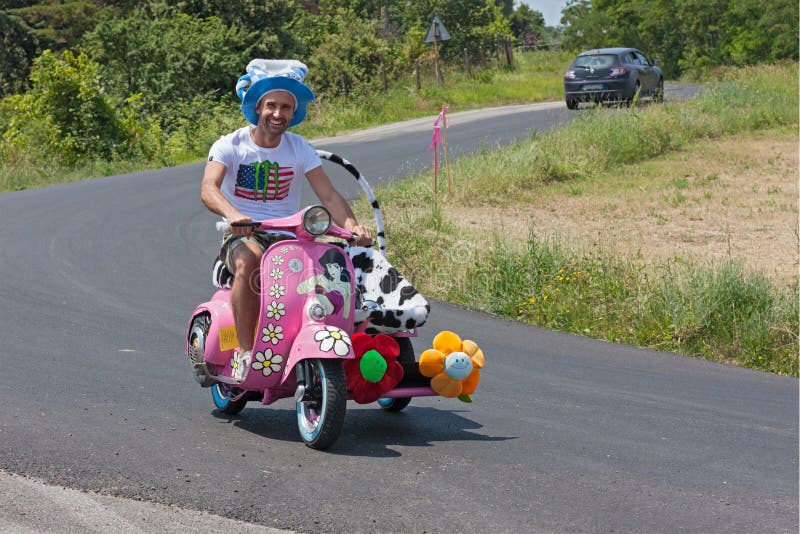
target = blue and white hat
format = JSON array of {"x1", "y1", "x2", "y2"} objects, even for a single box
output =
[{"x1": 236, "y1": 59, "x2": 315, "y2": 127}]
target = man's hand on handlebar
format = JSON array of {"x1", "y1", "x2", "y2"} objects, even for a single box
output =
[
  {"x1": 229, "y1": 214, "x2": 256, "y2": 235},
  {"x1": 349, "y1": 224, "x2": 374, "y2": 247}
]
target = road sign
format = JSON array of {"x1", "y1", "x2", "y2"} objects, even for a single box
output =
[{"x1": 424, "y1": 15, "x2": 450, "y2": 43}]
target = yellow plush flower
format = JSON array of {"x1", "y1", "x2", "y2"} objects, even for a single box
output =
[{"x1": 419, "y1": 331, "x2": 485, "y2": 399}]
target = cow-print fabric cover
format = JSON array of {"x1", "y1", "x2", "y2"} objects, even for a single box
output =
[{"x1": 212, "y1": 246, "x2": 429, "y2": 335}]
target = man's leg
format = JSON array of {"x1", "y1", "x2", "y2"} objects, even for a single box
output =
[{"x1": 229, "y1": 240, "x2": 263, "y2": 352}]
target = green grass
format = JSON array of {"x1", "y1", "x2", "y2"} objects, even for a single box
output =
[
  {"x1": 351, "y1": 62, "x2": 799, "y2": 375},
  {"x1": 463, "y1": 238, "x2": 797, "y2": 375}
]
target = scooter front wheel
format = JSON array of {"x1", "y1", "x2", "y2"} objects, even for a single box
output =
[{"x1": 296, "y1": 359, "x2": 347, "y2": 450}]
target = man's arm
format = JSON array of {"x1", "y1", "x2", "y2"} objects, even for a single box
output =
[
  {"x1": 200, "y1": 161, "x2": 250, "y2": 224},
  {"x1": 306, "y1": 166, "x2": 373, "y2": 245}
]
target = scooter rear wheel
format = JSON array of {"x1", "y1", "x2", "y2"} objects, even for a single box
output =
[
  {"x1": 296, "y1": 359, "x2": 347, "y2": 450},
  {"x1": 211, "y1": 383, "x2": 248, "y2": 415}
]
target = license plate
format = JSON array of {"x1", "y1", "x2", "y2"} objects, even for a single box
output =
[{"x1": 582, "y1": 84, "x2": 604, "y2": 91}]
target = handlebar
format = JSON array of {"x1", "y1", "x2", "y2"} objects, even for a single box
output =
[{"x1": 216, "y1": 210, "x2": 372, "y2": 246}]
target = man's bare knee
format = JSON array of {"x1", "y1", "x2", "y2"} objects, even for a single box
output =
[{"x1": 231, "y1": 242, "x2": 262, "y2": 276}]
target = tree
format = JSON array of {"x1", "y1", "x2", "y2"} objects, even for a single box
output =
[
  {"x1": 510, "y1": 3, "x2": 545, "y2": 47},
  {"x1": 4, "y1": 0, "x2": 100, "y2": 50},
  {"x1": 2, "y1": 50, "x2": 157, "y2": 165},
  {"x1": 305, "y1": 9, "x2": 393, "y2": 97},
  {"x1": 170, "y1": 0, "x2": 303, "y2": 58},
  {"x1": 561, "y1": 0, "x2": 612, "y2": 52},
  {"x1": 391, "y1": 0, "x2": 508, "y2": 59},
  {"x1": 0, "y1": 10, "x2": 39, "y2": 95},
  {"x1": 724, "y1": 0, "x2": 798, "y2": 65},
  {"x1": 80, "y1": 12, "x2": 251, "y2": 118}
]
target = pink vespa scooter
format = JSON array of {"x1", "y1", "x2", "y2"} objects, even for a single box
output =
[{"x1": 187, "y1": 205, "x2": 366, "y2": 449}]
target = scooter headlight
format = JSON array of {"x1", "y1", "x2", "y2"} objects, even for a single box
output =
[{"x1": 303, "y1": 206, "x2": 331, "y2": 236}]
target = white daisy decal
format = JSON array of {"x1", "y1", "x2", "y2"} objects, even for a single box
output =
[
  {"x1": 262, "y1": 323, "x2": 284, "y2": 345},
  {"x1": 280, "y1": 246, "x2": 289, "y2": 254},
  {"x1": 251, "y1": 349, "x2": 283, "y2": 377},
  {"x1": 272, "y1": 255, "x2": 284, "y2": 266},
  {"x1": 269, "y1": 283, "x2": 286, "y2": 298},
  {"x1": 266, "y1": 300, "x2": 286, "y2": 320},
  {"x1": 314, "y1": 326, "x2": 352, "y2": 357},
  {"x1": 270, "y1": 268, "x2": 284, "y2": 280}
]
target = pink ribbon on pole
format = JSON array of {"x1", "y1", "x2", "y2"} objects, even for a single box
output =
[
  {"x1": 428, "y1": 106, "x2": 449, "y2": 151},
  {"x1": 428, "y1": 106, "x2": 449, "y2": 173}
]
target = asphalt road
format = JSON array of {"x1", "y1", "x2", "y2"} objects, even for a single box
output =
[{"x1": 0, "y1": 90, "x2": 796, "y2": 533}]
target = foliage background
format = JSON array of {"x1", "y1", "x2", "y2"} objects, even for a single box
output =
[
  {"x1": 0, "y1": 0, "x2": 796, "y2": 175},
  {"x1": 560, "y1": 0, "x2": 799, "y2": 78}
]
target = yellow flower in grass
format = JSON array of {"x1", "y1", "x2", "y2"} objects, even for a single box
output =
[{"x1": 419, "y1": 331, "x2": 485, "y2": 400}]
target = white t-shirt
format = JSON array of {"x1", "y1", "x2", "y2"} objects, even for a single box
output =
[{"x1": 208, "y1": 126, "x2": 322, "y2": 220}]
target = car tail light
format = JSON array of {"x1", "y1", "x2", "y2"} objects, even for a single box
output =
[
  {"x1": 564, "y1": 69, "x2": 576, "y2": 79},
  {"x1": 610, "y1": 67, "x2": 629, "y2": 77}
]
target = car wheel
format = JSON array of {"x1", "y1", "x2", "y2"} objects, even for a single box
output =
[{"x1": 566, "y1": 98, "x2": 578, "y2": 110}]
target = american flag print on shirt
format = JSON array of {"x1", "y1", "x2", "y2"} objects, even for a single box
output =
[{"x1": 234, "y1": 160, "x2": 294, "y2": 201}]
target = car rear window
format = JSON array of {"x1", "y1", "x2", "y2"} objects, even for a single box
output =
[{"x1": 574, "y1": 54, "x2": 617, "y2": 68}]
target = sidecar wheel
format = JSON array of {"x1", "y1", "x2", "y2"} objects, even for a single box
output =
[
  {"x1": 296, "y1": 359, "x2": 347, "y2": 450},
  {"x1": 211, "y1": 383, "x2": 248, "y2": 415},
  {"x1": 377, "y1": 337, "x2": 414, "y2": 412},
  {"x1": 377, "y1": 396, "x2": 411, "y2": 412}
]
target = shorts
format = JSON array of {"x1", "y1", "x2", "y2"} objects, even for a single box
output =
[{"x1": 219, "y1": 231, "x2": 288, "y2": 272}]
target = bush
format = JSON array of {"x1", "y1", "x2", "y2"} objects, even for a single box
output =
[
  {"x1": 305, "y1": 10, "x2": 396, "y2": 99},
  {"x1": 1, "y1": 50, "x2": 158, "y2": 167}
]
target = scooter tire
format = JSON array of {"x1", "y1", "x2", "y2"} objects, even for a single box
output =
[
  {"x1": 377, "y1": 337, "x2": 414, "y2": 412},
  {"x1": 296, "y1": 359, "x2": 347, "y2": 450},
  {"x1": 211, "y1": 383, "x2": 248, "y2": 415}
]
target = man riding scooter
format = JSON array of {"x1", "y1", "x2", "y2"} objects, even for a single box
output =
[{"x1": 200, "y1": 59, "x2": 373, "y2": 380}]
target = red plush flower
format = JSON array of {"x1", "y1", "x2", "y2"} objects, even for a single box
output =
[{"x1": 343, "y1": 333, "x2": 404, "y2": 404}]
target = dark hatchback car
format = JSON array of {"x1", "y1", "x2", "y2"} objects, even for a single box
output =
[{"x1": 563, "y1": 47, "x2": 663, "y2": 109}]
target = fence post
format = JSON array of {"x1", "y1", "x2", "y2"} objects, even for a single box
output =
[
  {"x1": 464, "y1": 48, "x2": 471, "y2": 77},
  {"x1": 415, "y1": 60, "x2": 421, "y2": 90},
  {"x1": 505, "y1": 37, "x2": 513, "y2": 66},
  {"x1": 380, "y1": 64, "x2": 387, "y2": 93}
]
